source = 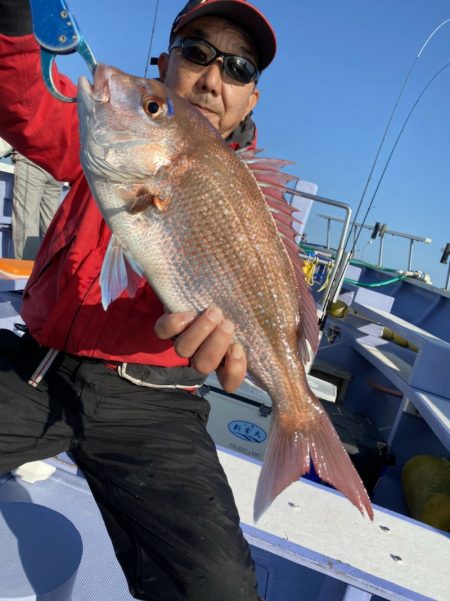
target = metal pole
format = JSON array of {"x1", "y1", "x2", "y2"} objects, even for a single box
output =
[
  {"x1": 446, "y1": 262, "x2": 450, "y2": 290},
  {"x1": 290, "y1": 190, "x2": 352, "y2": 315},
  {"x1": 326, "y1": 218, "x2": 331, "y2": 249},
  {"x1": 408, "y1": 239, "x2": 414, "y2": 271},
  {"x1": 327, "y1": 250, "x2": 352, "y2": 304},
  {"x1": 378, "y1": 235, "x2": 385, "y2": 266}
]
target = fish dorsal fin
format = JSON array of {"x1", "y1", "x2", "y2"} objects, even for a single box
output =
[
  {"x1": 238, "y1": 148, "x2": 319, "y2": 362},
  {"x1": 100, "y1": 234, "x2": 145, "y2": 310}
]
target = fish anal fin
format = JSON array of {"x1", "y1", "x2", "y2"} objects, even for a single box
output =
[
  {"x1": 254, "y1": 404, "x2": 373, "y2": 522},
  {"x1": 281, "y1": 238, "x2": 319, "y2": 364}
]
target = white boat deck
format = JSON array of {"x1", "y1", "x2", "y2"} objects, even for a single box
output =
[{"x1": 220, "y1": 448, "x2": 450, "y2": 601}]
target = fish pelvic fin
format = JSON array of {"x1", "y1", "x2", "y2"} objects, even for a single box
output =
[
  {"x1": 254, "y1": 404, "x2": 374, "y2": 523},
  {"x1": 100, "y1": 234, "x2": 144, "y2": 310}
]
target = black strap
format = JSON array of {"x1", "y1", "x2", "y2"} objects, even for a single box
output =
[{"x1": 0, "y1": 0, "x2": 33, "y2": 36}]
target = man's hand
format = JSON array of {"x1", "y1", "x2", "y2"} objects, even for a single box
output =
[{"x1": 154, "y1": 306, "x2": 247, "y2": 393}]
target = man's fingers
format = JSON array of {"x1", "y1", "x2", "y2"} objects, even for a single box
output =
[
  {"x1": 217, "y1": 343, "x2": 247, "y2": 393},
  {"x1": 175, "y1": 307, "x2": 233, "y2": 367},
  {"x1": 154, "y1": 306, "x2": 247, "y2": 392},
  {"x1": 154, "y1": 311, "x2": 197, "y2": 339}
]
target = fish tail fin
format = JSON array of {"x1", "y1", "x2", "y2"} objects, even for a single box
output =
[{"x1": 254, "y1": 404, "x2": 374, "y2": 522}]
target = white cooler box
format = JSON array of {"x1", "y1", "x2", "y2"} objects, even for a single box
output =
[{"x1": 204, "y1": 372, "x2": 337, "y2": 462}]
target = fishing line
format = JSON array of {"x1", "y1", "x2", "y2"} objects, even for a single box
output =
[
  {"x1": 353, "y1": 60, "x2": 450, "y2": 246},
  {"x1": 144, "y1": 0, "x2": 160, "y2": 78},
  {"x1": 321, "y1": 58, "x2": 450, "y2": 318},
  {"x1": 345, "y1": 18, "x2": 450, "y2": 255}
]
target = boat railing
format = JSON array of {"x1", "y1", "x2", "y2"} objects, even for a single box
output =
[
  {"x1": 287, "y1": 189, "x2": 353, "y2": 319},
  {"x1": 317, "y1": 213, "x2": 432, "y2": 272}
]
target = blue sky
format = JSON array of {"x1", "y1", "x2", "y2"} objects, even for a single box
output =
[{"x1": 60, "y1": 1, "x2": 450, "y2": 287}]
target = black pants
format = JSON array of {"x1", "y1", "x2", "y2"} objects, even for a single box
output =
[{"x1": 0, "y1": 330, "x2": 260, "y2": 601}]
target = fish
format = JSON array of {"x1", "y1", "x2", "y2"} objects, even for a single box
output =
[{"x1": 77, "y1": 64, "x2": 373, "y2": 522}]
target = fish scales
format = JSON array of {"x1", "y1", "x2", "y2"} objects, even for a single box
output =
[
  {"x1": 78, "y1": 64, "x2": 373, "y2": 522},
  {"x1": 110, "y1": 135, "x2": 300, "y2": 380}
]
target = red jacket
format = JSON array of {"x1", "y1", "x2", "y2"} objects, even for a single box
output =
[
  {"x1": 0, "y1": 34, "x2": 257, "y2": 365},
  {"x1": 0, "y1": 33, "x2": 187, "y2": 364}
]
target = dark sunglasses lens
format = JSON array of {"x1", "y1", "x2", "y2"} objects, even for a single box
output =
[
  {"x1": 180, "y1": 39, "x2": 258, "y2": 84},
  {"x1": 224, "y1": 57, "x2": 257, "y2": 83},
  {"x1": 181, "y1": 39, "x2": 215, "y2": 65}
]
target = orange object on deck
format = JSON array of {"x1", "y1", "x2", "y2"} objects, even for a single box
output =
[{"x1": 0, "y1": 258, "x2": 34, "y2": 277}]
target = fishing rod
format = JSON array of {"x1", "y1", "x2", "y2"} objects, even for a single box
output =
[
  {"x1": 320, "y1": 59, "x2": 450, "y2": 315},
  {"x1": 318, "y1": 20, "x2": 450, "y2": 315},
  {"x1": 144, "y1": 0, "x2": 160, "y2": 78},
  {"x1": 351, "y1": 60, "x2": 450, "y2": 254},
  {"x1": 345, "y1": 18, "x2": 450, "y2": 256}
]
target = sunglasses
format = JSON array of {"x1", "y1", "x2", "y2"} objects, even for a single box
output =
[{"x1": 170, "y1": 37, "x2": 260, "y2": 84}]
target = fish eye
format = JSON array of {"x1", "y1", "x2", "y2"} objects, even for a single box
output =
[{"x1": 142, "y1": 97, "x2": 164, "y2": 118}]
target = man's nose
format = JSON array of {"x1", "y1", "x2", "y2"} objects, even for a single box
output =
[{"x1": 197, "y1": 59, "x2": 224, "y2": 94}]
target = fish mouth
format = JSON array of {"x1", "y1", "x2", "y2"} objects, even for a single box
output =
[{"x1": 78, "y1": 64, "x2": 112, "y2": 104}]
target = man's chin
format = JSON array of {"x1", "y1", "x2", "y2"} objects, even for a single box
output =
[
  {"x1": 188, "y1": 102, "x2": 214, "y2": 119},
  {"x1": 188, "y1": 102, "x2": 226, "y2": 135},
  {"x1": 195, "y1": 105, "x2": 216, "y2": 120}
]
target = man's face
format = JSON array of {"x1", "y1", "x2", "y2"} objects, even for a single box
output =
[{"x1": 158, "y1": 16, "x2": 260, "y2": 139}]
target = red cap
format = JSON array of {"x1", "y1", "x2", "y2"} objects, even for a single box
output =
[{"x1": 170, "y1": 0, "x2": 276, "y2": 71}]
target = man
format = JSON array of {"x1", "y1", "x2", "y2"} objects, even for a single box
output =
[
  {"x1": 11, "y1": 150, "x2": 64, "y2": 259},
  {"x1": 0, "y1": 1, "x2": 276, "y2": 599},
  {"x1": 0, "y1": 139, "x2": 62, "y2": 259}
]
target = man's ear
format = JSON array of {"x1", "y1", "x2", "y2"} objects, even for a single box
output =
[
  {"x1": 245, "y1": 87, "x2": 260, "y2": 119},
  {"x1": 158, "y1": 53, "x2": 169, "y2": 82}
]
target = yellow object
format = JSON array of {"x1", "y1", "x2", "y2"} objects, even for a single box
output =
[
  {"x1": 302, "y1": 256, "x2": 318, "y2": 287},
  {"x1": 402, "y1": 455, "x2": 450, "y2": 532},
  {"x1": 328, "y1": 300, "x2": 348, "y2": 319},
  {"x1": 317, "y1": 260, "x2": 334, "y2": 292},
  {"x1": 0, "y1": 258, "x2": 34, "y2": 277},
  {"x1": 382, "y1": 327, "x2": 419, "y2": 353}
]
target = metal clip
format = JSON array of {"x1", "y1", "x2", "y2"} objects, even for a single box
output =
[
  {"x1": 259, "y1": 405, "x2": 272, "y2": 417},
  {"x1": 326, "y1": 325, "x2": 341, "y2": 344},
  {"x1": 29, "y1": 0, "x2": 97, "y2": 102}
]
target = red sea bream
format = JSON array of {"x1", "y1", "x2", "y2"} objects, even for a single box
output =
[{"x1": 77, "y1": 64, "x2": 373, "y2": 521}]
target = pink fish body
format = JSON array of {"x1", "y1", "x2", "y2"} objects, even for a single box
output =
[{"x1": 78, "y1": 65, "x2": 373, "y2": 521}]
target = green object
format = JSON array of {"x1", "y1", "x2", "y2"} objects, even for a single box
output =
[{"x1": 343, "y1": 275, "x2": 407, "y2": 288}]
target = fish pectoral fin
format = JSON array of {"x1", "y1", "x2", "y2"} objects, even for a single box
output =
[
  {"x1": 100, "y1": 234, "x2": 144, "y2": 310},
  {"x1": 152, "y1": 196, "x2": 170, "y2": 212},
  {"x1": 254, "y1": 403, "x2": 373, "y2": 523},
  {"x1": 120, "y1": 187, "x2": 169, "y2": 214}
]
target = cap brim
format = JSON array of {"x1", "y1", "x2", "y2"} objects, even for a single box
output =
[{"x1": 172, "y1": 0, "x2": 276, "y2": 71}]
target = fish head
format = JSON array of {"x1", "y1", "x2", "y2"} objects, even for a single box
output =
[{"x1": 77, "y1": 64, "x2": 193, "y2": 183}]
